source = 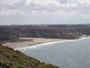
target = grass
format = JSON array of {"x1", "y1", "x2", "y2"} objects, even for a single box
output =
[{"x1": 0, "y1": 44, "x2": 59, "y2": 68}]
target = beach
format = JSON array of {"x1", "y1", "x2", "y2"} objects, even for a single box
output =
[
  {"x1": 2, "y1": 37, "x2": 63, "y2": 49},
  {"x1": 19, "y1": 36, "x2": 90, "y2": 68},
  {"x1": 2, "y1": 35, "x2": 90, "y2": 49}
]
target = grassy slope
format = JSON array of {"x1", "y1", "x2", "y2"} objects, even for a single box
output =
[{"x1": 0, "y1": 44, "x2": 59, "y2": 68}]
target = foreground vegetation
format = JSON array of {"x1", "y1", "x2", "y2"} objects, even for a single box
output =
[{"x1": 0, "y1": 44, "x2": 59, "y2": 68}]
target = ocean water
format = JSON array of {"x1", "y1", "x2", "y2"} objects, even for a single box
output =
[{"x1": 18, "y1": 37, "x2": 90, "y2": 68}]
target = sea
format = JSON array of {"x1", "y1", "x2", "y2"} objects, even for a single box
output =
[{"x1": 16, "y1": 37, "x2": 90, "y2": 68}]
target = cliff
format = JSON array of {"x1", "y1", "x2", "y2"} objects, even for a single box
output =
[{"x1": 0, "y1": 44, "x2": 59, "y2": 68}]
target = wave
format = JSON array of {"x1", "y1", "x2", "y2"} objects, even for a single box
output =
[
  {"x1": 15, "y1": 36, "x2": 90, "y2": 50},
  {"x1": 15, "y1": 40, "x2": 63, "y2": 50}
]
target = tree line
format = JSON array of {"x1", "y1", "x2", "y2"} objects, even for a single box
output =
[{"x1": 0, "y1": 25, "x2": 90, "y2": 41}]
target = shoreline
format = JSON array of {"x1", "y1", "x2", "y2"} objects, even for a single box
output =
[
  {"x1": 2, "y1": 35, "x2": 90, "y2": 50},
  {"x1": 15, "y1": 36, "x2": 90, "y2": 50},
  {"x1": 2, "y1": 37, "x2": 64, "y2": 49}
]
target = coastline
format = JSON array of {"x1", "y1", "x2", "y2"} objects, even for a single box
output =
[
  {"x1": 15, "y1": 36, "x2": 90, "y2": 50},
  {"x1": 2, "y1": 37, "x2": 63, "y2": 49},
  {"x1": 2, "y1": 35, "x2": 90, "y2": 50}
]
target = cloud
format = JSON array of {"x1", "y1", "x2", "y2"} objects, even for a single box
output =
[
  {"x1": 0, "y1": 8, "x2": 26, "y2": 16},
  {"x1": 59, "y1": 0, "x2": 68, "y2": 4},
  {"x1": 24, "y1": 0, "x2": 32, "y2": 6},
  {"x1": 0, "y1": 0, "x2": 22, "y2": 6},
  {"x1": 0, "y1": 0, "x2": 90, "y2": 16},
  {"x1": 29, "y1": 0, "x2": 61, "y2": 7},
  {"x1": 78, "y1": 0, "x2": 90, "y2": 5}
]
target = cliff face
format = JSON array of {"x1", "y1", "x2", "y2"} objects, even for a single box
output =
[
  {"x1": 0, "y1": 44, "x2": 59, "y2": 68},
  {"x1": 0, "y1": 25, "x2": 90, "y2": 41}
]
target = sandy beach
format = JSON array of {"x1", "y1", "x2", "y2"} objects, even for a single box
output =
[
  {"x1": 2, "y1": 37, "x2": 63, "y2": 49},
  {"x1": 2, "y1": 35, "x2": 89, "y2": 49}
]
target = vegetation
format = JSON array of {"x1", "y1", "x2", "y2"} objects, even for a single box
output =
[
  {"x1": 0, "y1": 25, "x2": 90, "y2": 41},
  {"x1": 0, "y1": 44, "x2": 59, "y2": 68},
  {"x1": 0, "y1": 25, "x2": 90, "y2": 68}
]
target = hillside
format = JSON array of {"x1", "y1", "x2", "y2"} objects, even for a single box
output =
[
  {"x1": 0, "y1": 25, "x2": 90, "y2": 41},
  {"x1": 0, "y1": 44, "x2": 59, "y2": 68}
]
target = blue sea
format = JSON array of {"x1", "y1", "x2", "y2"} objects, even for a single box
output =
[{"x1": 17, "y1": 37, "x2": 90, "y2": 68}]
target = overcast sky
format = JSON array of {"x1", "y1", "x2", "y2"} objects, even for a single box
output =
[{"x1": 0, "y1": 0, "x2": 90, "y2": 25}]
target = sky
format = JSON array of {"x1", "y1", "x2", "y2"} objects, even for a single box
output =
[{"x1": 0, "y1": 0, "x2": 90, "y2": 25}]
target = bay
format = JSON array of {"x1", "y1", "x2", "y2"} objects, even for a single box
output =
[{"x1": 19, "y1": 37, "x2": 90, "y2": 68}]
